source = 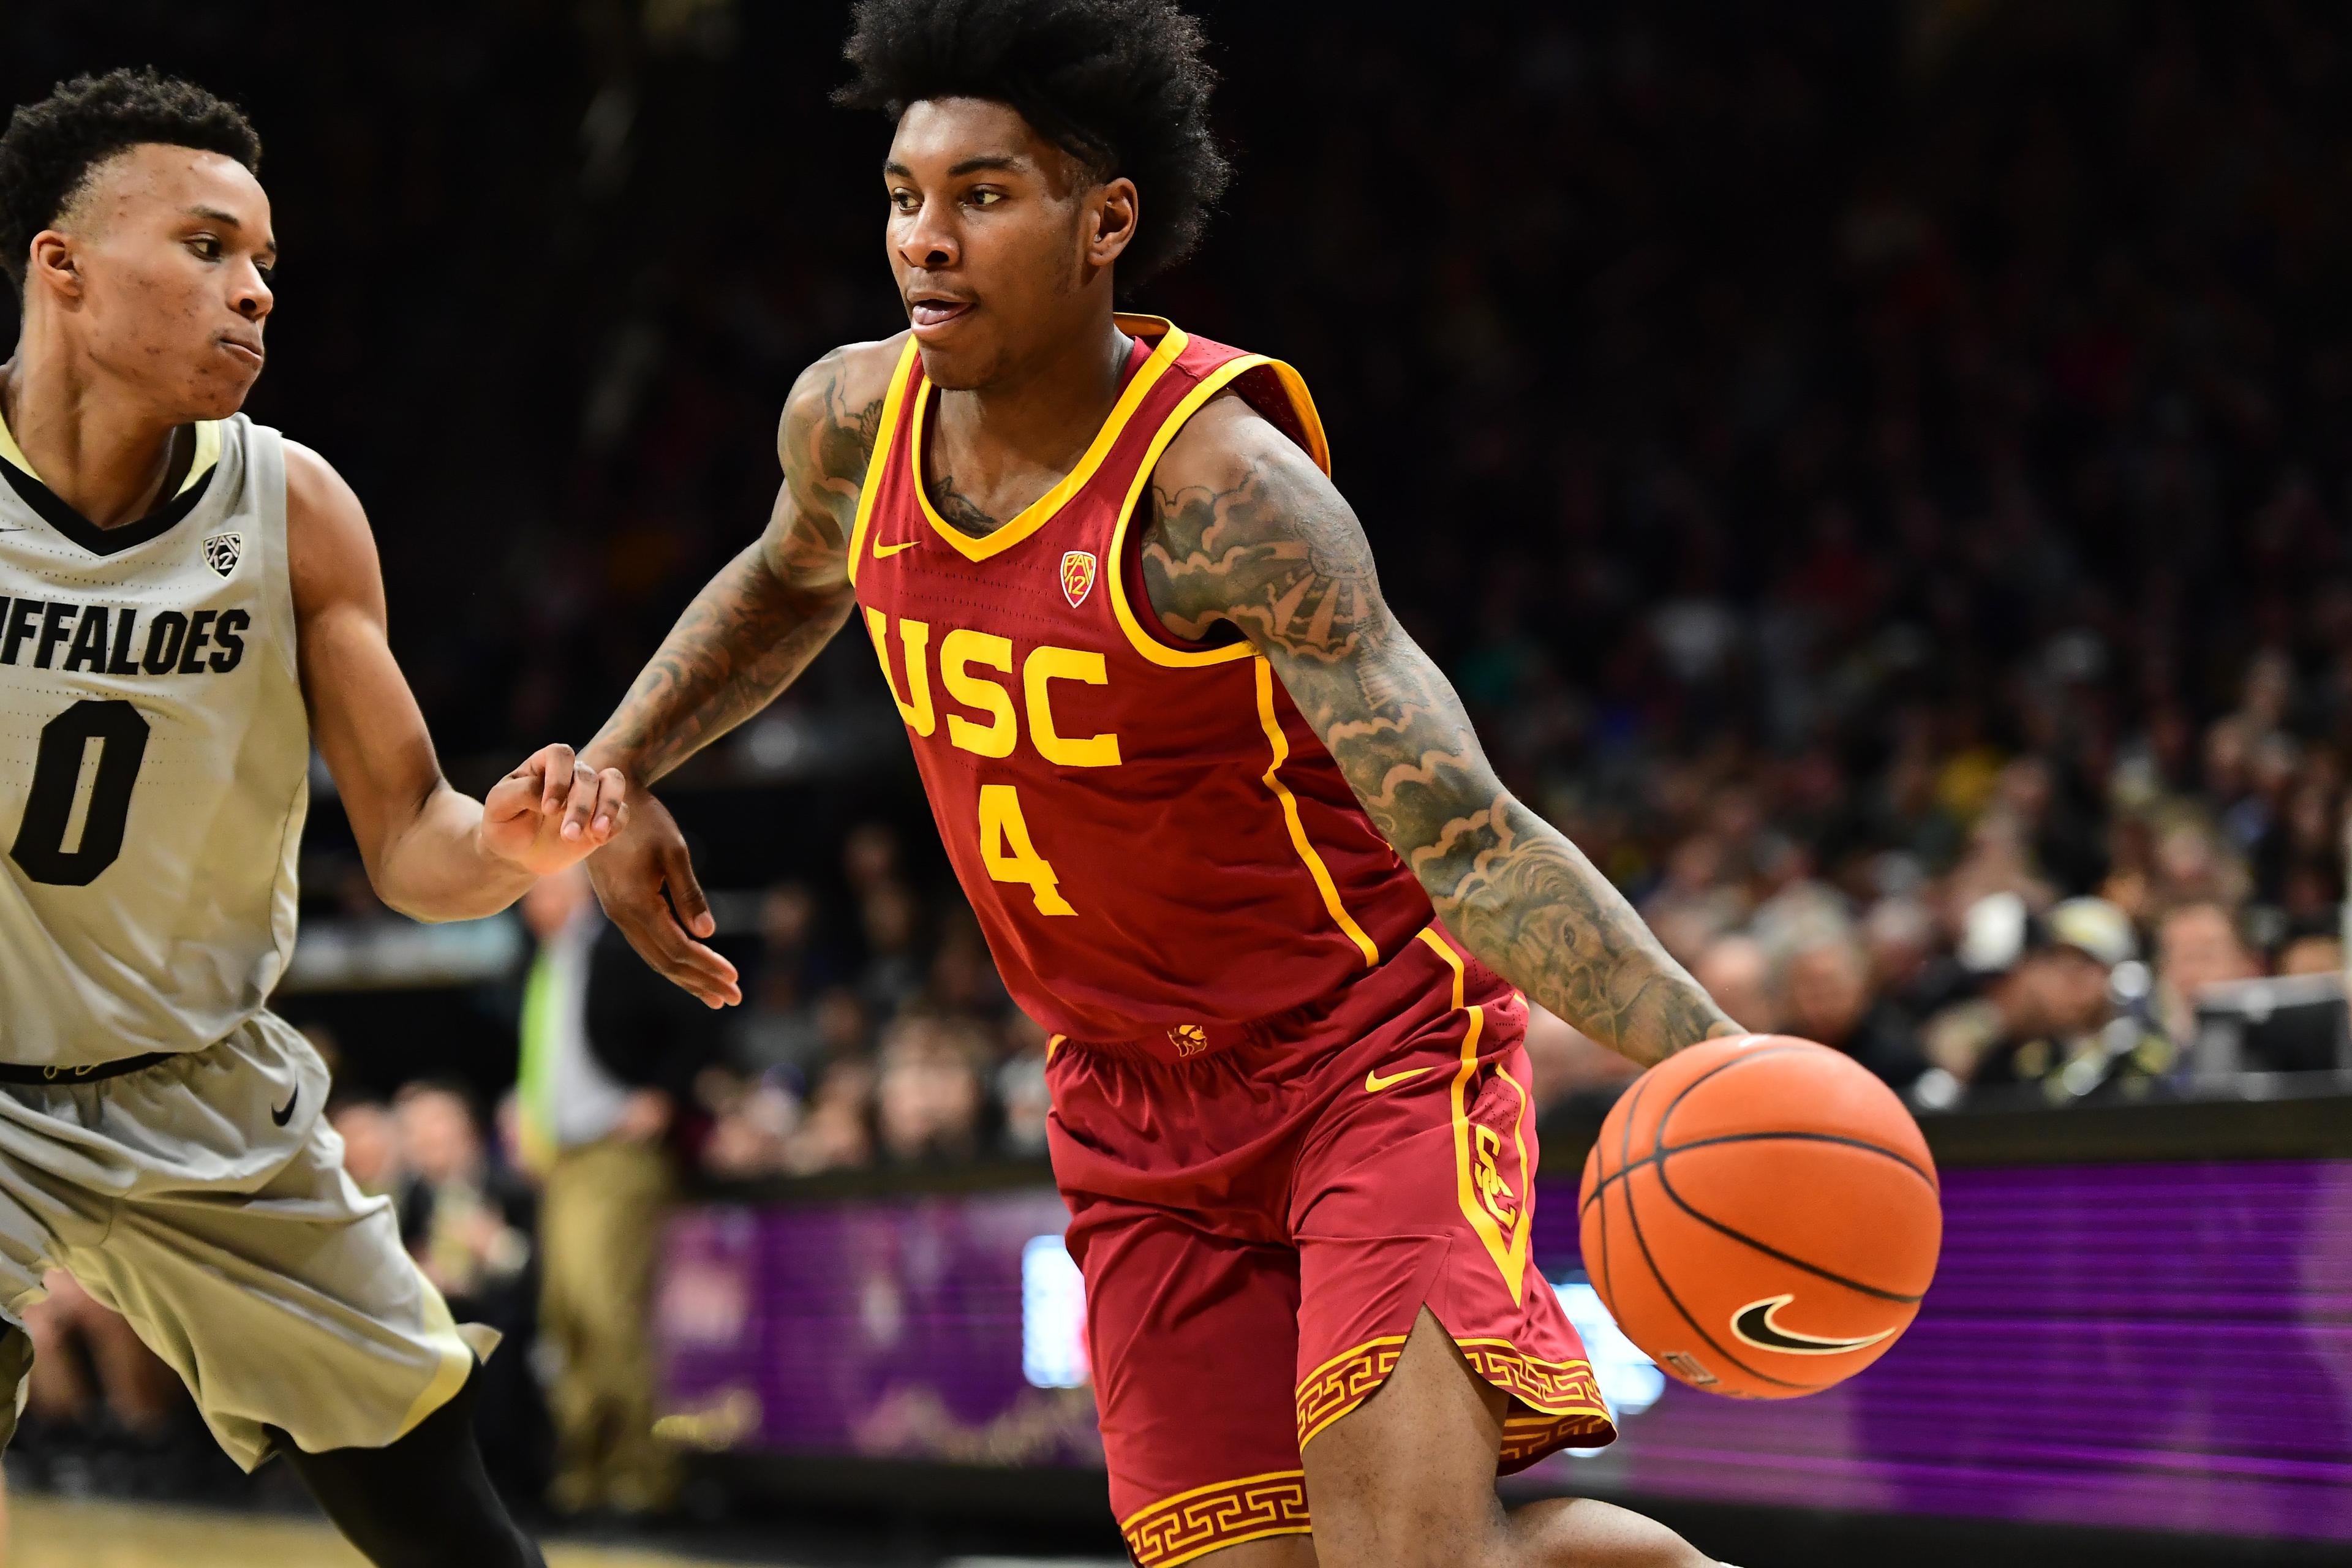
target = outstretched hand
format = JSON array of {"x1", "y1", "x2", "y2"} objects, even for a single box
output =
[
  {"x1": 584, "y1": 788, "x2": 741, "y2": 1008},
  {"x1": 479, "y1": 743, "x2": 629, "y2": 876}
]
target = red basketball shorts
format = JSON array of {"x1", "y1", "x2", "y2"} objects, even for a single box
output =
[{"x1": 1046, "y1": 925, "x2": 1616, "y2": 1567}]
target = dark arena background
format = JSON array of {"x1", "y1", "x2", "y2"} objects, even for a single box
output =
[{"x1": 4, "y1": 2, "x2": 2352, "y2": 1566}]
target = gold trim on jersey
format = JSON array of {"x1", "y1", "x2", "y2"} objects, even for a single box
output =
[
  {"x1": 906, "y1": 318, "x2": 1188, "y2": 564},
  {"x1": 1256, "y1": 657, "x2": 1380, "y2": 967},
  {"x1": 1102, "y1": 352, "x2": 1332, "y2": 668},
  {"x1": 846, "y1": 336, "x2": 924, "y2": 587},
  {"x1": 0, "y1": 411, "x2": 221, "y2": 497},
  {"x1": 1417, "y1": 927, "x2": 1534, "y2": 1305}
]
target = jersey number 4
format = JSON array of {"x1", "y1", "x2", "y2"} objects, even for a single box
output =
[
  {"x1": 978, "y1": 783, "x2": 1075, "y2": 916},
  {"x1": 10, "y1": 699, "x2": 149, "y2": 886}
]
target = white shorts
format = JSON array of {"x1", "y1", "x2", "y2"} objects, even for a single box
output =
[{"x1": 0, "y1": 1011, "x2": 491, "y2": 1469}]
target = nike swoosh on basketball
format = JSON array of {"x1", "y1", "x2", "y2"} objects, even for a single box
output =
[
  {"x1": 1364, "y1": 1064, "x2": 1435, "y2": 1093},
  {"x1": 1729, "y1": 1294, "x2": 1895, "y2": 1355},
  {"x1": 873, "y1": 539, "x2": 919, "y2": 557},
  {"x1": 271, "y1": 1088, "x2": 299, "y2": 1127}
]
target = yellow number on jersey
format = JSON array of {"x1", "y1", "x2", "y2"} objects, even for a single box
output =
[{"x1": 978, "y1": 783, "x2": 1075, "y2": 916}]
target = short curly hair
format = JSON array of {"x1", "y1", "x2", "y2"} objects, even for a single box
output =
[
  {"x1": 0, "y1": 67, "x2": 261, "y2": 297},
  {"x1": 836, "y1": 0, "x2": 1231, "y2": 284}
]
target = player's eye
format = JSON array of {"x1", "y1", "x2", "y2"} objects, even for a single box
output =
[
  {"x1": 189, "y1": 235, "x2": 222, "y2": 260},
  {"x1": 968, "y1": 189, "x2": 1004, "y2": 208},
  {"x1": 889, "y1": 189, "x2": 920, "y2": 214}
]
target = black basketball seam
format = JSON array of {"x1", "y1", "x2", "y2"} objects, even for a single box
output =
[
  {"x1": 1592, "y1": 1071, "x2": 1649, "y2": 1324},
  {"x1": 1651, "y1": 1044, "x2": 1931, "y2": 1305},
  {"x1": 1579, "y1": 1129, "x2": 1940, "y2": 1215},
  {"x1": 1615, "y1": 1099, "x2": 1808, "y2": 1392},
  {"x1": 1653, "y1": 1046, "x2": 1937, "y2": 1194},
  {"x1": 1649, "y1": 1154, "x2": 1926, "y2": 1305}
]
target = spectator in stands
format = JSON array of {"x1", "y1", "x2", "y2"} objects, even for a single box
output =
[
  {"x1": 875, "y1": 1017, "x2": 990, "y2": 1166},
  {"x1": 328, "y1": 1096, "x2": 404, "y2": 1199},
  {"x1": 1782, "y1": 934, "x2": 1926, "y2": 1089},
  {"x1": 995, "y1": 1014, "x2": 1055, "y2": 1158},
  {"x1": 731, "y1": 880, "x2": 829, "y2": 1077},
  {"x1": 392, "y1": 1082, "x2": 532, "y2": 1321},
  {"x1": 1924, "y1": 895, "x2": 2149, "y2": 1101},
  {"x1": 2154, "y1": 902, "x2": 2264, "y2": 1046},
  {"x1": 516, "y1": 864, "x2": 720, "y2": 1518},
  {"x1": 1692, "y1": 934, "x2": 1777, "y2": 1036},
  {"x1": 790, "y1": 1058, "x2": 877, "y2": 1173}
]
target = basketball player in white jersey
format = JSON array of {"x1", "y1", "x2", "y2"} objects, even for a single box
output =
[{"x1": 0, "y1": 70, "x2": 624, "y2": 1565}]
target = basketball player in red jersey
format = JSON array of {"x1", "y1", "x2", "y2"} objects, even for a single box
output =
[{"x1": 579, "y1": 4, "x2": 1740, "y2": 1564}]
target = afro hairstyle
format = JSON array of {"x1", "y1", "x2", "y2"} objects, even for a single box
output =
[{"x1": 837, "y1": 0, "x2": 1231, "y2": 284}]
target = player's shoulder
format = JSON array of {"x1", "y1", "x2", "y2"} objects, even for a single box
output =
[
  {"x1": 1151, "y1": 385, "x2": 1327, "y2": 513},
  {"x1": 778, "y1": 332, "x2": 911, "y2": 481}
]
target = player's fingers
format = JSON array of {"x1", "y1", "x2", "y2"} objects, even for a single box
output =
[
  {"x1": 559, "y1": 760, "x2": 600, "y2": 841},
  {"x1": 537, "y1": 744, "x2": 575, "y2": 815},
  {"x1": 480, "y1": 771, "x2": 536, "y2": 823},
  {"x1": 662, "y1": 840, "x2": 718, "y2": 940},
  {"x1": 589, "y1": 768, "x2": 628, "y2": 842},
  {"x1": 630, "y1": 901, "x2": 738, "y2": 1007}
]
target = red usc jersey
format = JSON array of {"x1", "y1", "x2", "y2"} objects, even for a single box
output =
[{"x1": 846, "y1": 315, "x2": 1434, "y2": 1047}]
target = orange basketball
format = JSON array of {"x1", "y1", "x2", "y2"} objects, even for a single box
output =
[{"x1": 1578, "y1": 1033, "x2": 1942, "y2": 1400}]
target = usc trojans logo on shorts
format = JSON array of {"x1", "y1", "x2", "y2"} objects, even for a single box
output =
[
  {"x1": 1060, "y1": 549, "x2": 1098, "y2": 608},
  {"x1": 1471, "y1": 1123, "x2": 1521, "y2": 1227}
]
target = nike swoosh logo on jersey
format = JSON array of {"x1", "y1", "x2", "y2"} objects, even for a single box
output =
[
  {"x1": 1729, "y1": 1294, "x2": 1896, "y2": 1355},
  {"x1": 271, "y1": 1088, "x2": 299, "y2": 1127},
  {"x1": 1364, "y1": 1064, "x2": 1436, "y2": 1093},
  {"x1": 872, "y1": 539, "x2": 919, "y2": 558}
]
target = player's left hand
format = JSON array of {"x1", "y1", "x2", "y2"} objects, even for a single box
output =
[{"x1": 480, "y1": 742, "x2": 628, "y2": 875}]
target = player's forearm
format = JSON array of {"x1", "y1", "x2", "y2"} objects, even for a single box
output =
[
  {"x1": 366, "y1": 781, "x2": 537, "y2": 923},
  {"x1": 1416, "y1": 792, "x2": 1738, "y2": 1065},
  {"x1": 584, "y1": 541, "x2": 853, "y2": 787}
]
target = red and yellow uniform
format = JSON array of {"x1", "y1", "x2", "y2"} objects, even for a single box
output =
[{"x1": 849, "y1": 317, "x2": 1613, "y2": 1565}]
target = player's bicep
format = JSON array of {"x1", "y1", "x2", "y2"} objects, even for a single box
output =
[
  {"x1": 760, "y1": 344, "x2": 893, "y2": 601},
  {"x1": 1143, "y1": 410, "x2": 1506, "y2": 856},
  {"x1": 284, "y1": 442, "x2": 444, "y2": 858}
]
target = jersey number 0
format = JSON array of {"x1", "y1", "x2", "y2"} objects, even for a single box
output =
[{"x1": 11, "y1": 699, "x2": 150, "y2": 886}]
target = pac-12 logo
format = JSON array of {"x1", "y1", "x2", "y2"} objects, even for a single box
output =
[
  {"x1": 1060, "y1": 549, "x2": 1098, "y2": 609},
  {"x1": 202, "y1": 532, "x2": 244, "y2": 578}
]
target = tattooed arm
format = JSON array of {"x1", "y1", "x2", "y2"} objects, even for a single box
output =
[
  {"x1": 1140, "y1": 398, "x2": 1739, "y2": 1065},
  {"x1": 578, "y1": 337, "x2": 899, "y2": 1005}
]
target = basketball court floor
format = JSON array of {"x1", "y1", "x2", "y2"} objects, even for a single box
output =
[
  {"x1": 9, "y1": 1494, "x2": 751, "y2": 1567},
  {"x1": 4, "y1": 1493, "x2": 1122, "y2": 1568}
]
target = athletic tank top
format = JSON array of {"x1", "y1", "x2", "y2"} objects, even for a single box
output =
[
  {"x1": 0, "y1": 412, "x2": 308, "y2": 1068},
  {"x1": 848, "y1": 315, "x2": 1433, "y2": 1047}
]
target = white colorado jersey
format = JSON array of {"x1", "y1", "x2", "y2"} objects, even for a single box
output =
[{"x1": 0, "y1": 412, "x2": 307, "y2": 1069}]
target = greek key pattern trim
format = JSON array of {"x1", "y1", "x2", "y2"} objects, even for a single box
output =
[
  {"x1": 1455, "y1": 1338, "x2": 1607, "y2": 1416},
  {"x1": 1120, "y1": 1469, "x2": 1313, "y2": 1568},
  {"x1": 1293, "y1": 1335, "x2": 1408, "y2": 1448}
]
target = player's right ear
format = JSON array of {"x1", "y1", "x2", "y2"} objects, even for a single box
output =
[{"x1": 26, "y1": 232, "x2": 85, "y2": 302}]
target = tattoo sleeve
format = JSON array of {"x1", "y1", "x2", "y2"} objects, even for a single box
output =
[
  {"x1": 584, "y1": 349, "x2": 880, "y2": 785},
  {"x1": 1140, "y1": 412, "x2": 1737, "y2": 1065}
]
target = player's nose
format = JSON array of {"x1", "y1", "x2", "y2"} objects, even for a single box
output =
[
  {"x1": 895, "y1": 205, "x2": 959, "y2": 273},
  {"x1": 232, "y1": 263, "x2": 273, "y2": 320}
]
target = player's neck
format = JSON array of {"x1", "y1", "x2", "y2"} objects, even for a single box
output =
[
  {"x1": 0, "y1": 339, "x2": 189, "y2": 530},
  {"x1": 932, "y1": 314, "x2": 1133, "y2": 488}
]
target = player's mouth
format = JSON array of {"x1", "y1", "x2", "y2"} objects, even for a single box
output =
[
  {"x1": 218, "y1": 335, "x2": 265, "y2": 368},
  {"x1": 908, "y1": 295, "x2": 974, "y2": 332}
]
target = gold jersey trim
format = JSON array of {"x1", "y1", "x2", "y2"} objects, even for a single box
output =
[
  {"x1": 906, "y1": 316, "x2": 1188, "y2": 564},
  {"x1": 1102, "y1": 347, "x2": 1332, "y2": 669},
  {"x1": 1257, "y1": 657, "x2": 1381, "y2": 967},
  {"x1": 846, "y1": 336, "x2": 923, "y2": 587}
]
